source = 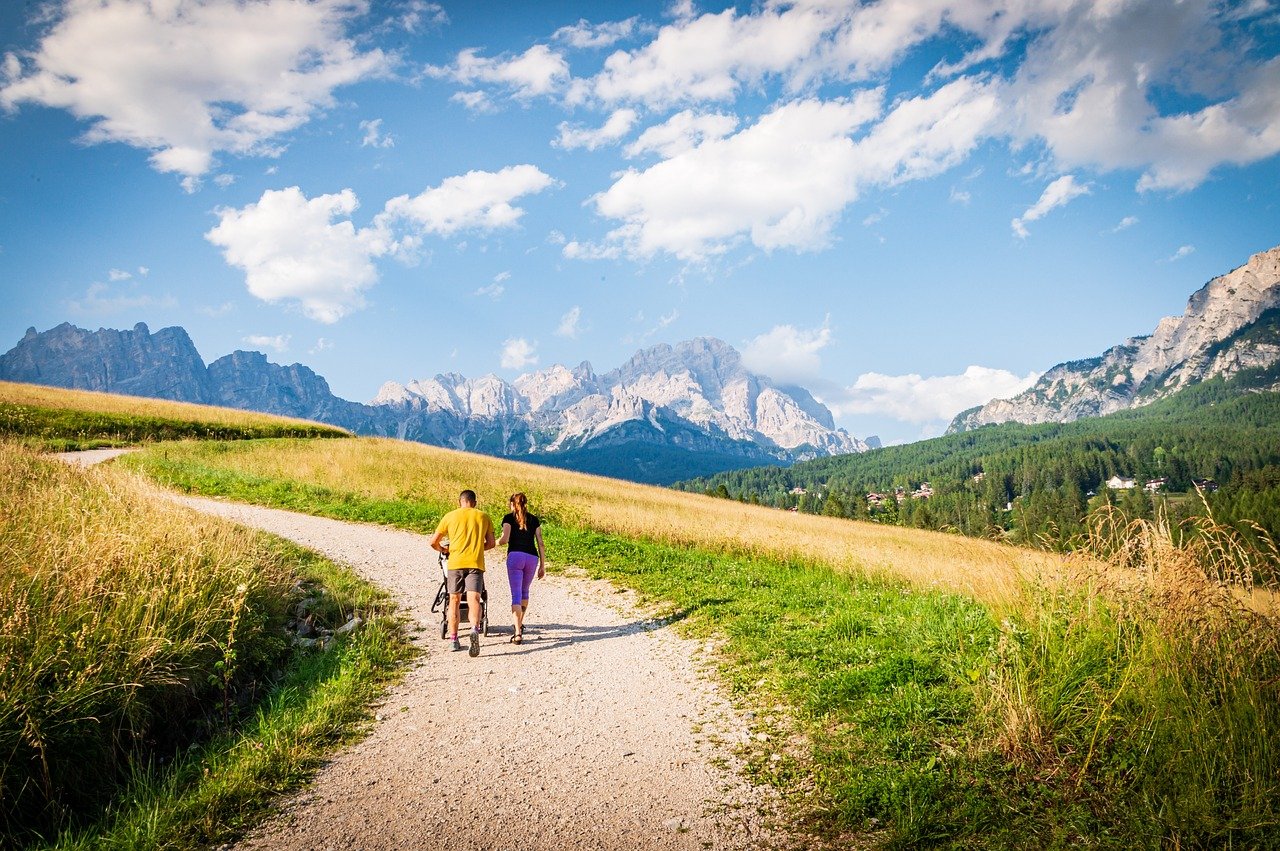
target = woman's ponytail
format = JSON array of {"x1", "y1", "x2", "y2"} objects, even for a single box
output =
[{"x1": 511, "y1": 492, "x2": 529, "y2": 531}]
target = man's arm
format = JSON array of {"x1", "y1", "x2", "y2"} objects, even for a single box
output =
[
  {"x1": 429, "y1": 530, "x2": 447, "y2": 553},
  {"x1": 483, "y1": 519, "x2": 497, "y2": 551}
]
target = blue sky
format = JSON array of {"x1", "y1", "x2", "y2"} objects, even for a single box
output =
[{"x1": 2, "y1": 0, "x2": 1278, "y2": 445}]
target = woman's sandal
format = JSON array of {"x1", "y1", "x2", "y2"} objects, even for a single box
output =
[{"x1": 513, "y1": 632, "x2": 523, "y2": 645}]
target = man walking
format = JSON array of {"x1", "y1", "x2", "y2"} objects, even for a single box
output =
[{"x1": 429, "y1": 489, "x2": 496, "y2": 657}]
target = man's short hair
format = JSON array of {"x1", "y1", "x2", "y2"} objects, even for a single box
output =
[{"x1": 460, "y1": 489, "x2": 477, "y2": 506}]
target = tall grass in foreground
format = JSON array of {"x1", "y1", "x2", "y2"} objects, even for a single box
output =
[
  {"x1": 0, "y1": 442, "x2": 410, "y2": 848},
  {"x1": 0, "y1": 380, "x2": 348, "y2": 449},
  {"x1": 990, "y1": 508, "x2": 1280, "y2": 846}
]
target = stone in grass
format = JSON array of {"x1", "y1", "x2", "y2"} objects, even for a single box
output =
[{"x1": 336, "y1": 615, "x2": 364, "y2": 635}]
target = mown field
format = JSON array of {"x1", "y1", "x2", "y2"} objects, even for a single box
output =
[
  {"x1": 123, "y1": 436, "x2": 1280, "y2": 849},
  {"x1": 0, "y1": 380, "x2": 349, "y2": 449}
]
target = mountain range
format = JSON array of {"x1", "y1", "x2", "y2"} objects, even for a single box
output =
[
  {"x1": 0, "y1": 326, "x2": 865, "y2": 483},
  {"x1": 949, "y1": 245, "x2": 1280, "y2": 432}
]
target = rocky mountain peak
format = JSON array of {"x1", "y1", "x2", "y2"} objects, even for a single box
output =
[{"x1": 950, "y1": 244, "x2": 1280, "y2": 432}]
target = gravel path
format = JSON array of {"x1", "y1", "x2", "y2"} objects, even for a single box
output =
[{"x1": 59, "y1": 451, "x2": 786, "y2": 850}]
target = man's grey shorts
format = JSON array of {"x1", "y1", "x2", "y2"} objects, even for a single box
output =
[{"x1": 446, "y1": 568, "x2": 485, "y2": 595}]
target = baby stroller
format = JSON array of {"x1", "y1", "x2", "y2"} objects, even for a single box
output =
[{"x1": 429, "y1": 547, "x2": 489, "y2": 639}]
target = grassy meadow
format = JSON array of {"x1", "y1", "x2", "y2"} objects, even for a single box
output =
[
  {"x1": 0, "y1": 441, "x2": 412, "y2": 849},
  {"x1": 122, "y1": 436, "x2": 1280, "y2": 849},
  {"x1": 0, "y1": 380, "x2": 349, "y2": 450}
]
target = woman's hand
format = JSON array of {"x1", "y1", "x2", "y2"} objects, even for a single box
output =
[{"x1": 537, "y1": 561, "x2": 545, "y2": 579}]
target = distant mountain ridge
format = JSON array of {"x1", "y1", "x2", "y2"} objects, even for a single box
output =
[
  {"x1": 949, "y1": 245, "x2": 1280, "y2": 432},
  {"x1": 0, "y1": 323, "x2": 864, "y2": 483}
]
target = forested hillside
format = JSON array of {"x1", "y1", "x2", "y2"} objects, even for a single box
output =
[{"x1": 676, "y1": 364, "x2": 1280, "y2": 549}]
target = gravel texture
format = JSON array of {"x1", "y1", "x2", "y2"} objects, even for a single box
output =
[{"x1": 58, "y1": 452, "x2": 788, "y2": 850}]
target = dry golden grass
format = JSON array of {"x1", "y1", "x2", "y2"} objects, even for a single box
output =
[
  {"x1": 0, "y1": 379, "x2": 348, "y2": 434},
  {"x1": 174, "y1": 436, "x2": 1062, "y2": 610}
]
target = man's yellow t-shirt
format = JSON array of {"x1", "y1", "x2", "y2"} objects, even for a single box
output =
[{"x1": 435, "y1": 507, "x2": 493, "y2": 570}]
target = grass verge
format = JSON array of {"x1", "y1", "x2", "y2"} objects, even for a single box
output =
[{"x1": 1, "y1": 443, "x2": 413, "y2": 850}]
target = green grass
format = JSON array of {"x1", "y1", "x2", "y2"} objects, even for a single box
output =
[
  {"x1": 118, "y1": 445, "x2": 1056, "y2": 847},
  {"x1": 119, "y1": 443, "x2": 1280, "y2": 849}
]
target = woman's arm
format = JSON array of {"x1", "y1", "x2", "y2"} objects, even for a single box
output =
[
  {"x1": 496, "y1": 522, "x2": 511, "y2": 547},
  {"x1": 535, "y1": 526, "x2": 545, "y2": 578}
]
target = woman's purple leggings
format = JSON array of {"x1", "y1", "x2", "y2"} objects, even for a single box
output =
[{"x1": 506, "y1": 551, "x2": 538, "y2": 606}]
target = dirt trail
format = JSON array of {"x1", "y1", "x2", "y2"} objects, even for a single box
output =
[{"x1": 62, "y1": 451, "x2": 785, "y2": 850}]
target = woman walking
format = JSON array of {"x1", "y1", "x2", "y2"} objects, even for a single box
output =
[{"x1": 496, "y1": 492, "x2": 544, "y2": 644}]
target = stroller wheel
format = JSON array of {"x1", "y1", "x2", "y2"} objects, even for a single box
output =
[{"x1": 440, "y1": 618, "x2": 448, "y2": 640}]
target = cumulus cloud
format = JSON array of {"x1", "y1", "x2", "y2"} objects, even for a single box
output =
[
  {"x1": 206, "y1": 187, "x2": 390, "y2": 324},
  {"x1": 208, "y1": 168, "x2": 554, "y2": 322},
  {"x1": 428, "y1": 44, "x2": 569, "y2": 99},
  {"x1": 1011, "y1": 175, "x2": 1091, "y2": 238},
  {"x1": 828, "y1": 365, "x2": 1041, "y2": 423},
  {"x1": 556, "y1": 305, "x2": 582, "y2": 338},
  {"x1": 1111, "y1": 215, "x2": 1140, "y2": 232},
  {"x1": 742, "y1": 321, "x2": 832, "y2": 386},
  {"x1": 309, "y1": 337, "x2": 334, "y2": 354},
  {"x1": 244, "y1": 334, "x2": 290, "y2": 353},
  {"x1": 0, "y1": 0, "x2": 390, "y2": 180},
  {"x1": 500, "y1": 337, "x2": 538, "y2": 369},
  {"x1": 623, "y1": 110, "x2": 738, "y2": 159},
  {"x1": 574, "y1": 79, "x2": 998, "y2": 261},
  {"x1": 381, "y1": 165, "x2": 556, "y2": 237},
  {"x1": 555, "y1": 108, "x2": 637, "y2": 150},
  {"x1": 553, "y1": 17, "x2": 638, "y2": 49},
  {"x1": 1169, "y1": 244, "x2": 1196, "y2": 261}
]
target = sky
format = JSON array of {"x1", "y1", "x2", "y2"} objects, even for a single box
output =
[{"x1": 2, "y1": 0, "x2": 1279, "y2": 446}]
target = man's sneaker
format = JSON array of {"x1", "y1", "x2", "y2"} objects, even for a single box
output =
[
  {"x1": 468, "y1": 630, "x2": 481, "y2": 658},
  {"x1": 451, "y1": 638, "x2": 463, "y2": 652}
]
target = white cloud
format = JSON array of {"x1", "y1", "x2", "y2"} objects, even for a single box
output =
[
  {"x1": 206, "y1": 186, "x2": 390, "y2": 324},
  {"x1": 1111, "y1": 215, "x2": 1139, "y2": 232},
  {"x1": 623, "y1": 110, "x2": 738, "y2": 159},
  {"x1": 0, "y1": 0, "x2": 390, "y2": 180},
  {"x1": 575, "y1": 80, "x2": 998, "y2": 261},
  {"x1": 309, "y1": 337, "x2": 334, "y2": 354},
  {"x1": 389, "y1": 1, "x2": 447, "y2": 34},
  {"x1": 553, "y1": 17, "x2": 638, "y2": 49},
  {"x1": 742, "y1": 320, "x2": 832, "y2": 386},
  {"x1": 949, "y1": 187, "x2": 971, "y2": 205},
  {"x1": 1169, "y1": 244, "x2": 1196, "y2": 261},
  {"x1": 475, "y1": 272, "x2": 507, "y2": 299},
  {"x1": 500, "y1": 337, "x2": 538, "y2": 369},
  {"x1": 450, "y1": 90, "x2": 495, "y2": 113},
  {"x1": 428, "y1": 44, "x2": 569, "y2": 100},
  {"x1": 381, "y1": 165, "x2": 556, "y2": 236},
  {"x1": 67, "y1": 281, "x2": 176, "y2": 315},
  {"x1": 360, "y1": 118, "x2": 394, "y2": 148},
  {"x1": 244, "y1": 334, "x2": 290, "y2": 353},
  {"x1": 828, "y1": 365, "x2": 1041, "y2": 423},
  {"x1": 213, "y1": 173, "x2": 236, "y2": 188},
  {"x1": 1011, "y1": 174, "x2": 1090, "y2": 239},
  {"x1": 1003, "y1": 1, "x2": 1280, "y2": 192},
  {"x1": 555, "y1": 108, "x2": 637, "y2": 150},
  {"x1": 108, "y1": 268, "x2": 132, "y2": 281},
  {"x1": 556, "y1": 305, "x2": 582, "y2": 338}
]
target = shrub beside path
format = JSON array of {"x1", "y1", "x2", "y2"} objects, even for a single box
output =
[{"x1": 63, "y1": 451, "x2": 785, "y2": 850}]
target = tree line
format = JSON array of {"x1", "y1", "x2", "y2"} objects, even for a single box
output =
[{"x1": 676, "y1": 371, "x2": 1280, "y2": 551}]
